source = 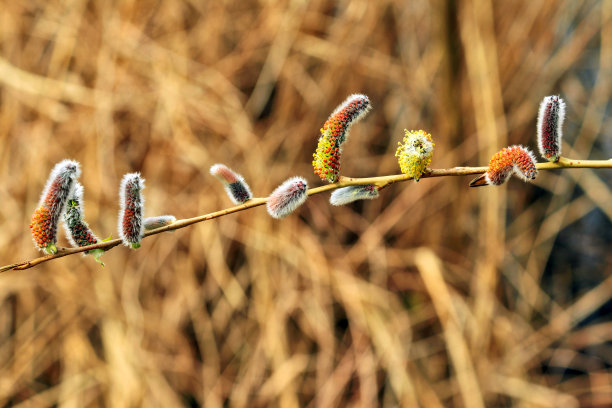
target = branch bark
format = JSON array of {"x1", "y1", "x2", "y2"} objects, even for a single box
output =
[{"x1": 2, "y1": 157, "x2": 610, "y2": 273}]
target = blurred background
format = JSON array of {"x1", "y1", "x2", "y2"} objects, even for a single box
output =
[{"x1": 0, "y1": 0, "x2": 611, "y2": 406}]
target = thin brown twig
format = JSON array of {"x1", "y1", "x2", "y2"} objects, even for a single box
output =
[{"x1": 1, "y1": 157, "x2": 610, "y2": 273}]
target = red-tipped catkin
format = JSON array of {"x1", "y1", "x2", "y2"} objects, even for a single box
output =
[
  {"x1": 537, "y1": 95, "x2": 565, "y2": 162},
  {"x1": 312, "y1": 94, "x2": 371, "y2": 183},
  {"x1": 210, "y1": 163, "x2": 252, "y2": 204},
  {"x1": 29, "y1": 159, "x2": 81, "y2": 254},
  {"x1": 266, "y1": 177, "x2": 308, "y2": 219},
  {"x1": 330, "y1": 184, "x2": 379, "y2": 206},
  {"x1": 143, "y1": 215, "x2": 176, "y2": 230},
  {"x1": 118, "y1": 173, "x2": 145, "y2": 248},
  {"x1": 63, "y1": 182, "x2": 99, "y2": 250},
  {"x1": 470, "y1": 145, "x2": 538, "y2": 187}
]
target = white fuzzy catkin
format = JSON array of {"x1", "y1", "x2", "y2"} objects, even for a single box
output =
[
  {"x1": 143, "y1": 215, "x2": 176, "y2": 230},
  {"x1": 118, "y1": 173, "x2": 145, "y2": 248},
  {"x1": 266, "y1": 177, "x2": 308, "y2": 219},
  {"x1": 537, "y1": 95, "x2": 565, "y2": 162},
  {"x1": 38, "y1": 159, "x2": 82, "y2": 209},
  {"x1": 330, "y1": 185, "x2": 379, "y2": 206}
]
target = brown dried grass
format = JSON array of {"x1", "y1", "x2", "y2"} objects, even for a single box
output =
[{"x1": 0, "y1": 0, "x2": 611, "y2": 406}]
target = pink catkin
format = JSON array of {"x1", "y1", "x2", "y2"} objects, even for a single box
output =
[
  {"x1": 210, "y1": 163, "x2": 239, "y2": 184},
  {"x1": 210, "y1": 163, "x2": 252, "y2": 204},
  {"x1": 266, "y1": 177, "x2": 308, "y2": 219}
]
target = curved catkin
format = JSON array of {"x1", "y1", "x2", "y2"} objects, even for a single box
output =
[
  {"x1": 510, "y1": 147, "x2": 538, "y2": 182},
  {"x1": 537, "y1": 95, "x2": 565, "y2": 162},
  {"x1": 330, "y1": 184, "x2": 379, "y2": 206},
  {"x1": 312, "y1": 94, "x2": 371, "y2": 183},
  {"x1": 470, "y1": 145, "x2": 537, "y2": 187},
  {"x1": 30, "y1": 159, "x2": 81, "y2": 254},
  {"x1": 143, "y1": 215, "x2": 176, "y2": 230},
  {"x1": 266, "y1": 177, "x2": 308, "y2": 219},
  {"x1": 118, "y1": 173, "x2": 145, "y2": 248},
  {"x1": 63, "y1": 182, "x2": 99, "y2": 251},
  {"x1": 210, "y1": 163, "x2": 252, "y2": 204}
]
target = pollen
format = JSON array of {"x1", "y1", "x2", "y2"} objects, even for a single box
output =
[{"x1": 395, "y1": 130, "x2": 435, "y2": 182}]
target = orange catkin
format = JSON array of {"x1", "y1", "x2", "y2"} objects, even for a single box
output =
[
  {"x1": 29, "y1": 160, "x2": 81, "y2": 253},
  {"x1": 470, "y1": 145, "x2": 537, "y2": 187},
  {"x1": 312, "y1": 94, "x2": 371, "y2": 183}
]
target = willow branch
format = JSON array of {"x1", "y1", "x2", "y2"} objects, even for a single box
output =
[{"x1": 1, "y1": 157, "x2": 610, "y2": 273}]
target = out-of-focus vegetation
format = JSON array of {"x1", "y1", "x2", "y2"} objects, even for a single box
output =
[{"x1": 0, "y1": 1, "x2": 610, "y2": 406}]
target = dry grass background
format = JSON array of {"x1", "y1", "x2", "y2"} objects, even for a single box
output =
[{"x1": 0, "y1": 0, "x2": 611, "y2": 407}]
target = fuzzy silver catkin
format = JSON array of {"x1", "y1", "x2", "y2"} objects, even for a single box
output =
[
  {"x1": 118, "y1": 173, "x2": 145, "y2": 248},
  {"x1": 266, "y1": 177, "x2": 308, "y2": 219},
  {"x1": 143, "y1": 215, "x2": 176, "y2": 230},
  {"x1": 537, "y1": 95, "x2": 565, "y2": 162},
  {"x1": 63, "y1": 182, "x2": 100, "y2": 250},
  {"x1": 210, "y1": 163, "x2": 252, "y2": 204},
  {"x1": 330, "y1": 185, "x2": 379, "y2": 206},
  {"x1": 30, "y1": 159, "x2": 81, "y2": 254}
]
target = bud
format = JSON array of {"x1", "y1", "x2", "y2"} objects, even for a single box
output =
[
  {"x1": 313, "y1": 94, "x2": 371, "y2": 183},
  {"x1": 330, "y1": 184, "x2": 379, "y2": 206},
  {"x1": 209, "y1": 163, "x2": 252, "y2": 204},
  {"x1": 470, "y1": 145, "x2": 537, "y2": 187},
  {"x1": 266, "y1": 177, "x2": 308, "y2": 219},
  {"x1": 395, "y1": 130, "x2": 435, "y2": 181},
  {"x1": 29, "y1": 159, "x2": 81, "y2": 254},
  {"x1": 537, "y1": 95, "x2": 565, "y2": 162},
  {"x1": 63, "y1": 182, "x2": 99, "y2": 249},
  {"x1": 143, "y1": 215, "x2": 176, "y2": 230},
  {"x1": 118, "y1": 173, "x2": 145, "y2": 249}
]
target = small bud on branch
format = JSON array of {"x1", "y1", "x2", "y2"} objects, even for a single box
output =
[
  {"x1": 330, "y1": 184, "x2": 379, "y2": 206},
  {"x1": 144, "y1": 215, "x2": 177, "y2": 230}
]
